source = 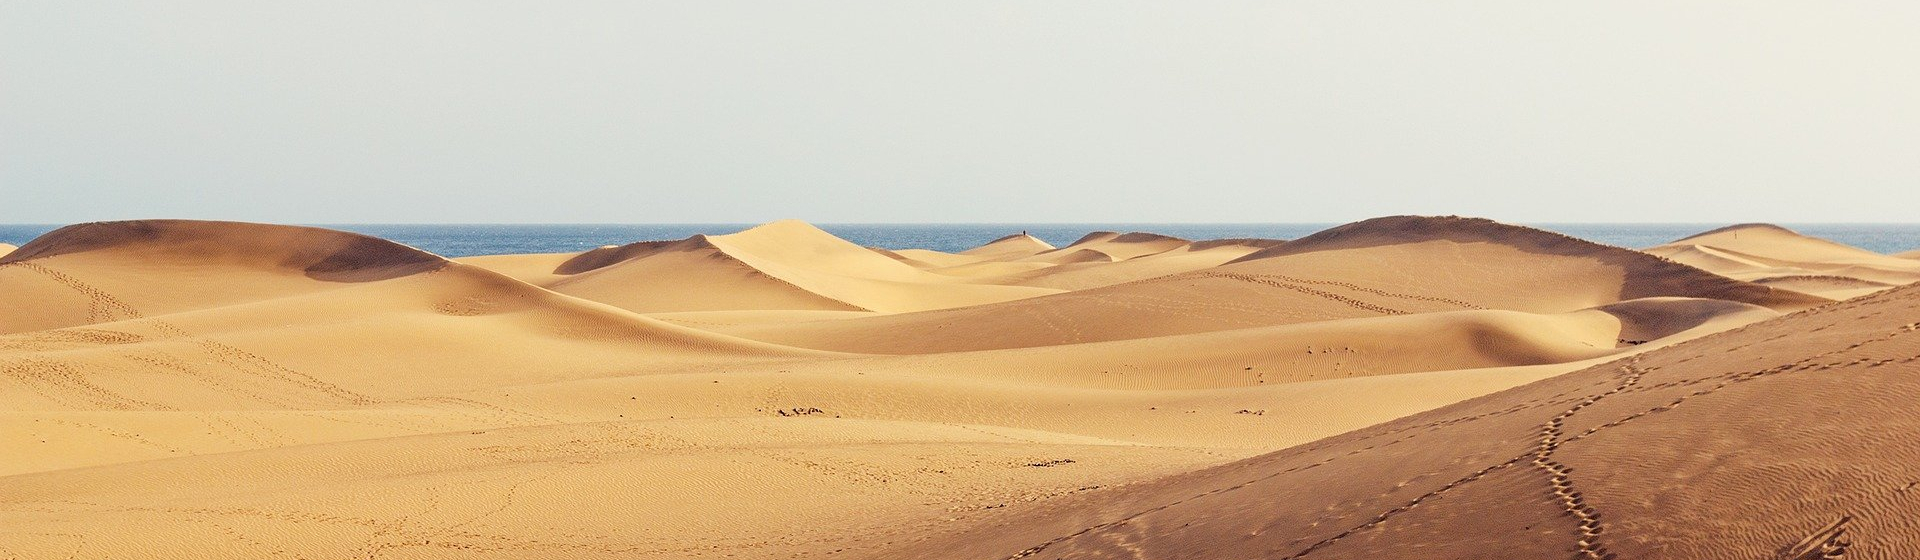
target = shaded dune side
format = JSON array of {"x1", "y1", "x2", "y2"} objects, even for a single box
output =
[
  {"x1": 1, "y1": 219, "x2": 447, "y2": 282},
  {"x1": 959, "y1": 233, "x2": 1056, "y2": 258},
  {"x1": 1019, "y1": 231, "x2": 1191, "y2": 263},
  {"x1": 1000, "y1": 239, "x2": 1290, "y2": 291},
  {"x1": 1189, "y1": 238, "x2": 1287, "y2": 251},
  {"x1": 1231, "y1": 216, "x2": 1828, "y2": 310},
  {"x1": 537, "y1": 221, "x2": 1058, "y2": 314},
  {"x1": 1669, "y1": 222, "x2": 1801, "y2": 242},
  {"x1": 693, "y1": 221, "x2": 1060, "y2": 312},
  {"x1": 553, "y1": 240, "x2": 676, "y2": 274},
  {"x1": 546, "y1": 234, "x2": 871, "y2": 313},
  {"x1": 0, "y1": 220, "x2": 453, "y2": 333},
  {"x1": 0, "y1": 220, "x2": 816, "y2": 357},
  {"x1": 882, "y1": 282, "x2": 1920, "y2": 560},
  {"x1": 866, "y1": 247, "x2": 946, "y2": 269},
  {"x1": 838, "y1": 298, "x2": 1772, "y2": 391}
]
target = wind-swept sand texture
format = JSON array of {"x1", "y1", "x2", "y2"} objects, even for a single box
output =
[
  {"x1": 1647, "y1": 223, "x2": 1920, "y2": 300},
  {"x1": 0, "y1": 217, "x2": 1909, "y2": 559}
]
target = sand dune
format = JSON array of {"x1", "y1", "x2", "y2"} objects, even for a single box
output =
[
  {"x1": 1, "y1": 220, "x2": 448, "y2": 334},
  {"x1": 1, "y1": 216, "x2": 1904, "y2": 559},
  {"x1": 1646, "y1": 223, "x2": 1920, "y2": 299},
  {"x1": 1033, "y1": 231, "x2": 1191, "y2": 262},
  {"x1": 711, "y1": 216, "x2": 1820, "y2": 354},
  {"x1": 883, "y1": 281, "x2": 1920, "y2": 560},
  {"x1": 872, "y1": 233, "x2": 1058, "y2": 271},
  {"x1": 959, "y1": 232, "x2": 1056, "y2": 259},
  {"x1": 998, "y1": 238, "x2": 1285, "y2": 291},
  {"x1": 0, "y1": 243, "x2": 14, "y2": 257},
  {"x1": 461, "y1": 221, "x2": 1059, "y2": 313},
  {"x1": 810, "y1": 298, "x2": 1774, "y2": 391}
]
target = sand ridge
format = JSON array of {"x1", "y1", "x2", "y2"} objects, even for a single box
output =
[{"x1": 0, "y1": 216, "x2": 1910, "y2": 559}]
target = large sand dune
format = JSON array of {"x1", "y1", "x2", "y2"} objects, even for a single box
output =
[
  {"x1": 884, "y1": 277, "x2": 1920, "y2": 560},
  {"x1": 464, "y1": 220, "x2": 1058, "y2": 313},
  {"x1": 708, "y1": 216, "x2": 1822, "y2": 354},
  {"x1": 0, "y1": 217, "x2": 1911, "y2": 559},
  {"x1": 1647, "y1": 223, "x2": 1920, "y2": 300}
]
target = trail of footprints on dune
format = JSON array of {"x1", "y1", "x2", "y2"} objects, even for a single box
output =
[
  {"x1": 1201, "y1": 272, "x2": 1410, "y2": 315},
  {"x1": 1000, "y1": 376, "x2": 1618, "y2": 559},
  {"x1": 1286, "y1": 318, "x2": 1914, "y2": 559},
  {"x1": 1239, "y1": 272, "x2": 1485, "y2": 310},
  {"x1": 4, "y1": 358, "x2": 174, "y2": 411},
  {"x1": 1277, "y1": 359, "x2": 1650, "y2": 560},
  {"x1": 1005, "y1": 317, "x2": 1919, "y2": 560},
  {"x1": 1128, "y1": 270, "x2": 1485, "y2": 316},
  {"x1": 0, "y1": 261, "x2": 375, "y2": 407},
  {"x1": 1533, "y1": 359, "x2": 1645, "y2": 560}
]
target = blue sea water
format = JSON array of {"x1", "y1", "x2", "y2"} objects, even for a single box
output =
[{"x1": 3, "y1": 223, "x2": 1919, "y2": 258}]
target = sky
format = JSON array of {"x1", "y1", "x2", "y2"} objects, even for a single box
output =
[{"x1": 2, "y1": 1, "x2": 1916, "y2": 224}]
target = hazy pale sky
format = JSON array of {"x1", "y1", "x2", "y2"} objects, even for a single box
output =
[{"x1": 2, "y1": 2, "x2": 1916, "y2": 224}]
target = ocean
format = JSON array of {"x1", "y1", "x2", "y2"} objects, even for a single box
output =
[{"x1": 3, "y1": 223, "x2": 1919, "y2": 258}]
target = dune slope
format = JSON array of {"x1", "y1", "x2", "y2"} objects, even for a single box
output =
[
  {"x1": 883, "y1": 282, "x2": 1920, "y2": 560},
  {"x1": 1646, "y1": 223, "x2": 1920, "y2": 299},
  {"x1": 481, "y1": 221, "x2": 1060, "y2": 313},
  {"x1": 713, "y1": 217, "x2": 1820, "y2": 354},
  {"x1": 1, "y1": 216, "x2": 1894, "y2": 560},
  {"x1": 0, "y1": 220, "x2": 448, "y2": 334}
]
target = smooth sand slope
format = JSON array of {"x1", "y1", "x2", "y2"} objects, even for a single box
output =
[
  {"x1": 0, "y1": 217, "x2": 1897, "y2": 559},
  {"x1": 1646, "y1": 223, "x2": 1920, "y2": 300},
  {"x1": 883, "y1": 281, "x2": 1920, "y2": 560}
]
